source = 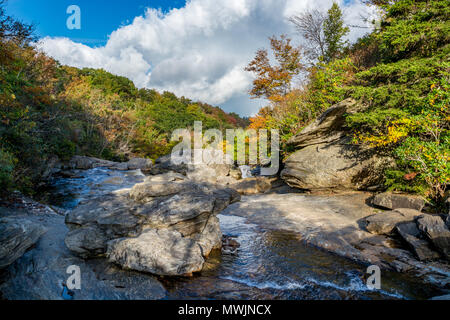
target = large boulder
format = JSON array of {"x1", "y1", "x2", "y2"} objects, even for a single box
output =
[
  {"x1": 64, "y1": 178, "x2": 240, "y2": 276},
  {"x1": 107, "y1": 229, "x2": 205, "y2": 276},
  {"x1": 281, "y1": 99, "x2": 394, "y2": 191},
  {"x1": 0, "y1": 218, "x2": 47, "y2": 269},
  {"x1": 372, "y1": 192, "x2": 425, "y2": 211},
  {"x1": 395, "y1": 222, "x2": 440, "y2": 261},
  {"x1": 416, "y1": 215, "x2": 450, "y2": 260},
  {"x1": 365, "y1": 208, "x2": 422, "y2": 235}
]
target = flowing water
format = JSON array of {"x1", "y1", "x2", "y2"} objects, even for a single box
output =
[{"x1": 39, "y1": 168, "x2": 443, "y2": 300}]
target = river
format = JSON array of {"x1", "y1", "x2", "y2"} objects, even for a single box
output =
[{"x1": 38, "y1": 167, "x2": 442, "y2": 300}]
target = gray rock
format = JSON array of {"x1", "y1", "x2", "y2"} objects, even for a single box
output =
[
  {"x1": 372, "y1": 193, "x2": 425, "y2": 211},
  {"x1": 230, "y1": 177, "x2": 272, "y2": 195},
  {"x1": 395, "y1": 222, "x2": 440, "y2": 261},
  {"x1": 0, "y1": 218, "x2": 47, "y2": 269},
  {"x1": 69, "y1": 156, "x2": 116, "y2": 170},
  {"x1": 126, "y1": 158, "x2": 153, "y2": 170},
  {"x1": 129, "y1": 181, "x2": 187, "y2": 201},
  {"x1": 107, "y1": 229, "x2": 205, "y2": 276},
  {"x1": 416, "y1": 215, "x2": 450, "y2": 260},
  {"x1": 281, "y1": 138, "x2": 393, "y2": 191},
  {"x1": 281, "y1": 99, "x2": 393, "y2": 191},
  {"x1": 64, "y1": 177, "x2": 238, "y2": 275},
  {"x1": 365, "y1": 208, "x2": 422, "y2": 235},
  {"x1": 64, "y1": 226, "x2": 108, "y2": 259},
  {"x1": 0, "y1": 211, "x2": 166, "y2": 300},
  {"x1": 190, "y1": 215, "x2": 222, "y2": 257},
  {"x1": 287, "y1": 98, "x2": 362, "y2": 148}
]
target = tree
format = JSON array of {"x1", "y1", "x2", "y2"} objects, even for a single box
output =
[
  {"x1": 289, "y1": 9, "x2": 326, "y2": 63},
  {"x1": 245, "y1": 35, "x2": 303, "y2": 102},
  {"x1": 290, "y1": 2, "x2": 349, "y2": 64},
  {"x1": 323, "y1": 2, "x2": 349, "y2": 62}
]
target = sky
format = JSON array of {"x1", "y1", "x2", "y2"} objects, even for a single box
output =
[{"x1": 5, "y1": 0, "x2": 377, "y2": 116}]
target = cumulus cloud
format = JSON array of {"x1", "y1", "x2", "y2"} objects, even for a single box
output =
[{"x1": 37, "y1": 0, "x2": 377, "y2": 116}]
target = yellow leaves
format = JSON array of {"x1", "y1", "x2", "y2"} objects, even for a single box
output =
[
  {"x1": 11, "y1": 94, "x2": 16, "y2": 100},
  {"x1": 355, "y1": 118, "x2": 413, "y2": 147}
]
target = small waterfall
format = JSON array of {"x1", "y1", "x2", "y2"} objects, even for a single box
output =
[{"x1": 239, "y1": 165, "x2": 253, "y2": 179}]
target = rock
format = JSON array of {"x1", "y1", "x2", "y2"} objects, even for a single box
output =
[
  {"x1": 281, "y1": 138, "x2": 393, "y2": 191},
  {"x1": 64, "y1": 226, "x2": 108, "y2": 259},
  {"x1": 68, "y1": 156, "x2": 152, "y2": 172},
  {"x1": 0, "y1": 218, "x2": 47, "y2": 269},
  {"x1": 0, "y1": 202, "x2": 166, "y2": 300},
  {"x1": 129, "y1": 181, "x2": 187, "y2": 201},
  {"x1": 64, "y1": 177, "x2": 238, "y2": 275},
  {"x1": 416, "y1": 215, "x2": 450, "y2": 260},
  {"x1": 144, "y1": 171, "x2": 186, "y2": 183},
  {"x1": 69, "y1": 156, "x2": 116, "y2": 170},
  {"x1": 149, "y1": 154, "x2": 188, "y2": 175},
  {"x1": 395, "y1": 222, "x2": 440, "y2": 261},
  {"x1": 281, "y1": 99, "x2": 394, "y2": 191},
  {"x1": 107, "y1": 229, "x2": 205, "y2": 276},
  {"x1": 230, "y1": 177, "x2": 272, "y2": 195},
  {"x1": 287, "y1": 98, "x2": 362, "y2": 148},
  {"x1": 372, "y1": 193, "x2": 425, "y2": 211},
  {"x1": 229, "y1": 168, "x2": 242, "y2": 180},
  {"x1": 365, "y1": 208, "x2": 422, "y2": 235},
  {"x1": 126, "y1": 158, "x2": 153, "y2": 170}
]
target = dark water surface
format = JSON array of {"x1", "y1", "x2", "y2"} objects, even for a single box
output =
[{"x1": 39, "y1": 168, "x2": 442, "y2": 300}]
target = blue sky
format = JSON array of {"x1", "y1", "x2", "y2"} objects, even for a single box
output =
[
  {"x1": 5, "y1": 0, "x2": 186, "y2": 46},
  {"x1": 6, "y1": 0, "x2": 376, "y2": 116}
]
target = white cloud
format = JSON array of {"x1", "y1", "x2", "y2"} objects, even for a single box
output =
[{"x1": 37, "y1": 0, "x2": 376, "y2": 116}]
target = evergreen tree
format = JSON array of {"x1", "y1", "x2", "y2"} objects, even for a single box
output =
[{"x1": 323, "y1": 2, "x2": 349, "y2": 62}]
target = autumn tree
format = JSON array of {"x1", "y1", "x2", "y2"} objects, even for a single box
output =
[
  {"x1": 323, "y1": 2, "x2": 349, "y2": 62},
  {"x1": 245, "y1": 35, "x2": 303, "y2": 102}
]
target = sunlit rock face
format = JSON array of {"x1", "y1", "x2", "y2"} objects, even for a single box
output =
[{"x1": 281, "y1": 99, "x2": 394, "y2": 191}]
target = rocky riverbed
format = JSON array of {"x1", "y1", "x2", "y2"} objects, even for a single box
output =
[{"x1": 0, "y1": 161, "x2": 449, "y2": 300}]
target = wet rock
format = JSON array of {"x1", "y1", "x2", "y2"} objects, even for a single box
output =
[
  {"x1": 0, "y1": 218, "x2": 47, "y2": 269},
  {"x1": 365, "y1": 208, "x2": 422, "y2": 235},
  {"x1": 372, "y1": 193, "x2": 425, "y2": 211},
  {"x1": 222, "y1": 235, "x2": 240, "y2": 255},
  {"x1": 0, "y1": 197, "x2": 167, "y2": 300},
  {"x1": 129, "y1": 181, "x2": 187, "y2": 201},
  {"x1": 281, "y1": 99, "x2": 394, "y2": 191},
  {"x1": 230, "y1": 177, "x2": 272, "y2": 195},
  {"x1": 64, "y1": 226, "x2": 109, "y2": 259},
  {"x1": 64, "y1": 177, "x2": 238, "y2": 275},
  {"x1": 107, "y1": 229, "x2": 204, "y2": 276},
  {"x1": 395, "y1": 222, "x2": 440, "y2": 261},
  {"x1": 416, "y1": 215, "x2": 450, "y2": 260}
]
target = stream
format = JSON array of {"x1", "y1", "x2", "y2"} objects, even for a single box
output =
[{"x1": 38, "y1": 167, "x2": 442, "y2": 300}]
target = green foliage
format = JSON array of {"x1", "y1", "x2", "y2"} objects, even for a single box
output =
[
  {"x1": 0, "y1": 149, "x2": 15, "y2": 191},
  {"x1": 323, "y1": 2, "x2": 349, "y2": 62},
  {"x1": 0, "y1": 2, "x2": 246, "y2": 195}
]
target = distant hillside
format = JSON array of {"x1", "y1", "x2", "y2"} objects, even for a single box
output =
[{"x1": 0, "y1": 3, "x2": 248, "y2": 194}]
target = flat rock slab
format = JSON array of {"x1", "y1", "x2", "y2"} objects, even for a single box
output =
[
  {"x1": 0, "y1": 205, "x2": 166, "y2": 300},
  {"x1": 0, "y1": 217, "x2": 47, "y2": 269},
  {"x1": 220, "y1": 192, "x2": 450, "y2": 288},
  {"x1": 107, "y1": 229, "x2": 205, "y2": 276},
  {"x1": 372, "y1": 193, "x2": 425, "y2": 211}
]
